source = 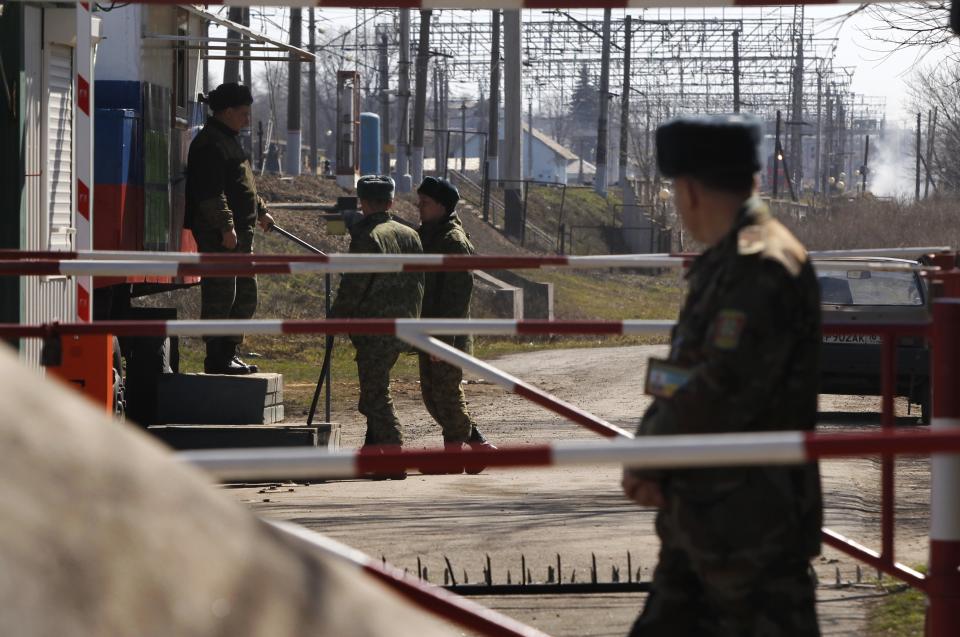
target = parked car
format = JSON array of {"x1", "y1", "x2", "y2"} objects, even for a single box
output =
[{"x1": 817, "y1": 257, "x2": 930, "y2": 423}]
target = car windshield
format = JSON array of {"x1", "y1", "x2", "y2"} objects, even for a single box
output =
[{"x1": 817, "y1": 269, "x2": 924, "y2": 307}]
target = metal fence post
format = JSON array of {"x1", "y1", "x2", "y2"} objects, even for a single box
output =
[{"x1": 927, "y1": 274, "x2": 960, "y2": 635}]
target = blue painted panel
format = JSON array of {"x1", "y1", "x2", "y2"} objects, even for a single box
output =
[
  {"x1": 360, "y1": 112, "x2": 381, "y2": 175},
  {"x1": 95, "y1": 80, "x2": 144, "y2": 112},
  {"x1": 94, "y1": 108, "x2": 143, "y2": 186}
]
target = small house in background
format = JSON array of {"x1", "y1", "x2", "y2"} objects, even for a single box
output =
[{"x1": 463, "y1": 124, "x2": 579, "y2": 185}]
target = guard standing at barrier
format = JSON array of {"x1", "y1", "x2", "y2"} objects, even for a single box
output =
[
  {"x1": 621, "y1": 114, "x2": 823, "y2": 636},
  {"x1": 330, "y1": 176, "x2": 424, "y2": 464},
  {"x1": 185, "y1": 82, "x2": 274, "y2": 375},
  {"x1": 415, "y1": 177, "x2": 497, "y2": 474}
]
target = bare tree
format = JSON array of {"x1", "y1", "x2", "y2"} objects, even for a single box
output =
[
  {"x1": 909, "y1": 61, "x2": 960, "y2": 191},
  {"x1": 860, "y1": 2, "x2": 960, "y2": 61}
]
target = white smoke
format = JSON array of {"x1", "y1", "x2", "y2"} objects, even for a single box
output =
[{"x1": 868, "y1": 126, "x2": 916, "y2": 199}]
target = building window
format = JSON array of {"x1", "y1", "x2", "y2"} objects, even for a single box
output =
[{"x1": 173, "y1": 8, "x2": 189, "y2": 127}]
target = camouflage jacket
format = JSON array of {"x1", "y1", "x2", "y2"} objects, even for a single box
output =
[
  {"x1": 330, "y1": 211, "x2": 424, "y2": 343},
  {"x1": 637, "y1": 196, "x2": 823, "y2": 557},
  {"x1": 418, "y1": 212, "x2": 475, "y2": 351},
  {"x1": 185, "y1": 117, "x2": 268, "y2": 233}
]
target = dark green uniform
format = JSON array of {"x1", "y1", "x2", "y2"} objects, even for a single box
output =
[
  {"x1": 330, "y1": 211, "x2": 424, "y2": 445},
  {"x1": 417, "y1": 212, "x2": 477, "y2": 443},
  {"x1": 629, "y1": 197, "x2": 822, "y2": 636},
  {"x1": 185, "y1": 117, "x2": 268, "y2": 360}
]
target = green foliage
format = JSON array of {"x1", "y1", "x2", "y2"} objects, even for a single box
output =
[{"x1": 866, "y1": 569, "x2": 926, "y2": 637}]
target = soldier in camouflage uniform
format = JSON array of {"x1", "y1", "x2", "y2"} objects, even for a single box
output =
[
  {"x1": 330, "y1": 176, "x2": 424, "y2": 459},
  {"x1": 622, "y1": 115, "x2": 823, "y2": 636},
  {"x1": 415, "y1": 177, "x2": 496, "y2": 474},
  {"x1": 185, "y1": 83, "x2": 274, "y2": 375}
]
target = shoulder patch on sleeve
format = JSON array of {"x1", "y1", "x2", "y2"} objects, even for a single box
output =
[{"x1": 711, "y1": 309, "x2": 747, "y2": 350}]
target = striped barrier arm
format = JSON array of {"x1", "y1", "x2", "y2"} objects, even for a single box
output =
[
  {"x1": 0, "y1": 246, "x2": 949, "y2": 262},
  {"x1": 180, "y1": 429, "x2": 960, "y2": 482},
  {"x1": 0, "y1": 318, "x2": 929, "y2": 340}
]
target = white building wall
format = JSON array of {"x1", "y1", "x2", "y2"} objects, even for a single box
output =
[{"x1": 21, "y1": 6, "x2": 76, "y2": 367}]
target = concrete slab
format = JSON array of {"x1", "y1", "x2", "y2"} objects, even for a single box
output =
[
  {"x1": 156, "y1": 373, "x2": 284, "y2": 424},
  {"x1": 149, "y1": 425, "x2": 318, "y2": 450}
]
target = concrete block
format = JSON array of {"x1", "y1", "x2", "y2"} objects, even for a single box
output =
[
  {"x1": 156, "y1": 373, "x2": 284, "y2": 425},
  {"x1": 148, "y1": 425, "x2": 319, "y2": 450},
  {"x1": 473, "y1": 271, "x2": 524, "y2": 319}
]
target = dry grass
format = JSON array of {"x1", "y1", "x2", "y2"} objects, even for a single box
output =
[{"x1": 780, "y1": 195, "x2": 960, "y2": 252}]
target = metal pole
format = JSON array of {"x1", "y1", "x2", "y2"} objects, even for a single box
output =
[
  {"x1": 928, "y1": 286, "x2": 960, "y2": 636},
  {"x1": 925, "y1": 108, "x2": 937, "y2": 199},
  {"x1": 594, "y1": 8, "x2": 611, "y2": 196},
  {"x1": 619, "y1": 15, "x2": 632, "y2": 190},
  {"x1": 75, "y1": 1, "x2": 93, "y2": 322},
  {"x1": 861, "y1": 134, "x2": 869, "y2": 195},
  {"x1": 308, "y1": 9, "x2": 318, "y2": 174},
  {"x1": 286, "y1": 9, "x2": 302, "y2": 176},
  {"x1": 502, "y1": 9, "x2": 523, "y2": 239},
  {"x1": 485, "y1": 9, "x2": 501, "y2": 223},
  {"x1": 732, "y1": 29, "x2": 740, "y2": 113},
  {"x1": 378, "y1": 32, "x2": 390, "y2": 179},
  {"x1": 411, "y1": 9, "x2": 431, "y2": 187},
  {"x1": 223, "y1": 7, "x2": 243, "y2": 84},
  {"x1": 461, "y1": 101, "x2": 467, "y2": 174},
  {"x1": 773, "y1": 110, "x2": 782, "y2": 198},
  {"x1": 396, "y1": 10, "x2": 411, "y2": 191},
  {"x1": 916, "y1": 112, "x2": 922, "y2": 201},
  {"x1": 815, "y1": 72, "x2": 822, "y2": 195}
]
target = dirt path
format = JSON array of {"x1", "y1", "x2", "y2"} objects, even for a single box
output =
[{"x1": 237, "y1": 345, "x2": 930, "y2": 636}]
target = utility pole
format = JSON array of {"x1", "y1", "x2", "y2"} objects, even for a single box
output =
[
  {"x1": 461, "y1": 100, "x2": 467, "y2": 173},
  {"x1": 411, "y1": 9, "x2": 431, "y2": 187},
  {"x1": 732, "y1": 29, "x2": 740, "y2": 113},
  {"x1": 915, "y1": 111, "x2": 922, "y2": 201},
  {"x1": 485, "y1": 9, "x2": 501, "y2": 222},
  {"x1": 594, "y1": 8, "x2": 612, "y2": 196},
  {"x1": 240, "y1": 9, "x2": 253, "y2": 155},
  {"x1": 286, "y1": 9, "x2": 302, "y2": 176},
  {"x1": 789, "y1": 34, "x2": 804, "y2": 191},
  {"x1": 308, "y1": 9, "x2": 318, "y2": 174},
  {"x1": 202, "y1": 19, "x2": 209, "y2": 93},
  {"x1": 378, "y1": 31, "x2": 390, "y2": 178},
  {"x1": 925, "y1": 107, "x2": 938, "y2": 198},
  {"x1": 502, "y1": 9, "x2": 523, "y2": 239},
  {"x1": 814, "y1": 72, "x2": 822, "y2": 195},
  {"x1": 396, "y1": 10, "x2": 411, "y2": 192},
  {"x1": 619, "y1": 15, "x2": 632, "y2": 191},
  {"x1": 223, "y1": 7, "x2": 243, "y2": 84},
  {"x1": 861, "y1": 134, "x2": 869, "y2": 195},
  {"x1": 773, "y1": 110, "x2": 782, "y2": 198},
  {"x1": 433, "y1": 64, "x2": 442, "y2": 174},
  {"x1": 527, "y1": 97, "x2": 533, "y2": 180}
]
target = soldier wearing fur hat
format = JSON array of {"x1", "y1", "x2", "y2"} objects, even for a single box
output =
[
  {"x1": 186, "y1": 82, "x2": 274, "y2": 375},
  {"x1": 621, "y1": 114, "x2": 823, "y2": 636},
  {"x1": 330, "y1": 176, "x2": 424, "y2": 466},
  {"x1": 415, "y1": 177, "x2": 496, "y2": 474}
]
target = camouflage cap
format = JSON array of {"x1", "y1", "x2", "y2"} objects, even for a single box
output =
[
  {"x1": 357, "y1": 175, "x2": 396, "y2": 201},
  {"x1": 656, "y1": 114, "x2": 762, "y2": 180},
  {"x1": 417, "y1": 176, "x2": 460, "y2": 213}
]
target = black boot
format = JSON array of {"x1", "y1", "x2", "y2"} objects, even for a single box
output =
[
  {"x1": 204, "y1": 340, "x2": 254, "y2": 375},
  {"x1": 229, "y1": 343, "x2": 259, "y2": 374}
]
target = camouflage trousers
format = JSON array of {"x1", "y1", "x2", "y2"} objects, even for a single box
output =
[
  {"x1": 355, "y1": 339, "x2": 404, "y2": 446},
  {"x1": 629, "y1": 506, "x2": 820, "y2": 637},
  {"x1": 418, "y1": 353, "x2": 475, "y2": 443},
  {"x1": 194, "y1": 227, "x2": 257, "y2": 348}
]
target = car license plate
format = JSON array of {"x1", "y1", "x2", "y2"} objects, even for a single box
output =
[{"x1": 822, "y1": 334, "x2": 882, "y2": 345}]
